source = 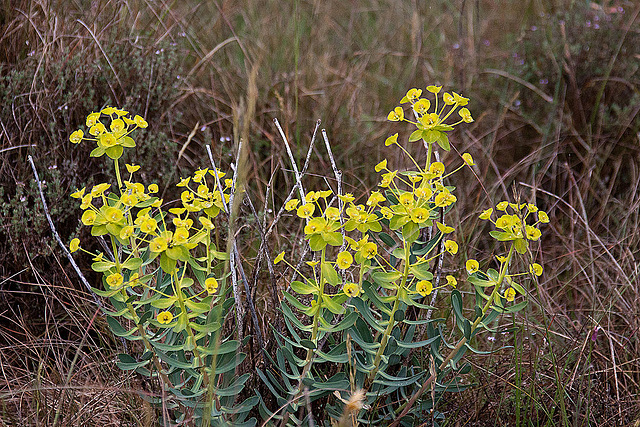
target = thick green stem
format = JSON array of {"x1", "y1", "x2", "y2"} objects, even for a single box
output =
[
  {"x1": 302, "y1": 247, "x2": 326, "y2": 375},
  {"x1": 173, "y1": 272, "x2": 210, "y2": 388},
  {"x1": 425, "y1": 142, "x2": 433, "y2": 171}
]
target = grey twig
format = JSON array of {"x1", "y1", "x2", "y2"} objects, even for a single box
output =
[
  {"x1": 264, "y1": 120, "x2": 320, "y2": 241},
  {"x1": 27, "y1": 155, "x2": 103, "y2": 309},
  {"x1": 274, "y1": 118, "x2": 306, "y2": 203},
  {"x1": 321, "y1": 129, "x2": 346, "y2": 253}
]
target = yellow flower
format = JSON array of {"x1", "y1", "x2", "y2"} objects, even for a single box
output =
[
  {"x1": 140, "y1": 218, "x2": 157, "y2": 234},
  {"x1": 274, "y1": 251, "x2": 285, "y2": 265},
  {"x1": 530, "y1": 263, "x2": 543, "y2": 277},
  {"x1": 374, "y1": 159, "x2": 388, "y2": 172},
  {"x1": 125, "y1": 163, "x2": 140, "y2": 173},
  {"x1": 504, "y1": 287, "x2": 516, "y2": 302},
  {"x1": 148, "y1": 183, "x2": 159, "y2": 193},
  {"x1": 338, "y1": 193, "x2": 355, "y2": 203},
  {"x1": 205, "y1": 277, "x2": 219, "y2": 294},
  {"x1": 459, "y1": 108, "x2": 473, "y2": 123},
  {"x1": 306, "y1": 260, "x2": 319, "y2": 267},
  {"x1": 387, "y1": 106, "x2": 404, "y2": 122},
  {"x1": 410, "y1": 207, "x2": 429, "y2": 223},
  {"x1": 120, "y1": 193, "x2": 138, "y2": 207},
  {"x1": 399, "y1": 192, "x2": 414, "y2": 208},
  {"x1": 466, "y1": 259, "x2": 479, "y2": 273},
  {"x1": 197, "y1": 184, "x2": 210, "y2": 199},
  {"x1": 496, "y1": 214, "x2": 519, "y2": 230},
  {"x1": 434, "y1": 190, "x2": 456, "y2": 207},
  {"x1": 527, "y1": 203, "x2": 538, "y2": 213},
  {"x1": 462, "y1": 153, "x2": 474, "y2": 166},
  {"x1": 157, "y1": 311, "x2": 174, "y2": 324},
  {"x1": 416, "y1": 280, "x2": 433, "y2": 297},
  {"x1": 325, "y1": 207, "x2": 340, "y2": 221},
  {"x1": 429, "y1": 162, "x2": 445, "y2": 176},
  {"x1": 443, "y1": 92, "x2": 455, "y2": 105},
  {"x1": 110, "y1": 118, "x2": 126, "y2": 133},
  {"x1": 436, "y1": 222, "x2": 455, "y2": 234},
  {"x1": 384, "y1": 133, "x2": 399, "y2": 146},
  {"x1": 379, "y1": 170, "x2": 397, "y2": 188},
  {"x1": 80, "y1": 194, "x2": 93, "y2": 210},
  {"x1": 81, "y1": 210, "x2": 97, "y2": 225},
  {"x1": 149, "y1": 236, "x2": 169, "y2": 253},
  {"x1": 134, "y1": 115, "x2": 148, "y2": 128},
  {"x1": 177, "y1": 177, "x2": 190, "y2": 187},
  {"x1": 119, "y1": 226, "x2": 134, "y2": 240},
  {"x1": 296, "y1": 203, "x2": 315, "y2": 219},
  {"x1": 284, "y1": 199, "x2": 299, "y2": 211},
  {"x1": 91, "y1": 183, "x2": 111, "y2": 197},
  {"x1": 413, "y1": 98, "x2": 431, "y2": 115},
  {"x1": 98, "y1": 132, "x2": 118, "y2": 148},
  {"x1": 69, "y1": 129, "x2": 84, "y2": 144},
  {"x1": 496, "y1": 201, "x2": 509, "y2": 211},
  {"x1": 444, "y1": 240, "x2": 458, "y2": 255},
  {"x1": 426, "y1": 85, "x2": 442, "y2": 94},
  {"x1": 453, "y1": 92, "x2": 469, "y2": 106},
  {"x1": 304, "y1": 217, "x2": 327, "y2": 235},
  {"x1": 538, "y1": 211, "x2": 549, "y2": 223},
  {"x1": 525, "y1": 225, "x2": 542, "y2": 241},
  {"x1": 336, "y1": 251, "x2": 353, "y2": 270},
  {"x1": 414, "y1": 187, "x2": 433, "y2": 200},
  {"x1": 380, "y1": 206, "x2": 393, "y2": 219},
  {"x1": 366, "y1": 191, "x2": 385, "y2": 207},
  {"x1": 105, "y1": 207, "x2": 124, "y2": 223},
  {"x1": 69, "y1": 238, "x2": 80, "y2": 253},
  {"x1": 479, "y1": 208, "x2": 493, "y2": 220},
  {"x1": 446, "y1": 275, "x2": 457, "y2": 288},
  {"x1": 199, "y1": 216, "x2": 215, "y2": 230},
  {"x1": 361, "y1": 242, "x2": 377, "y2": 259},
  {"x1": 173, "y1": 227, "x2": 189, "y2": 245},
  {"x1": 306, "y1": 191, "x2": 319, "y2": 203},
  {"x1": 319, "y1": 190, "x2": 333, "y2": 200},
  {"x1": 401, "y1": 88, "x2": 422, "y2": 103},
  {"x1": 70, "y1": 187, "x2": 85, "y2": 199},
  {"x1": 343, "y1": 282, "x2": 361, "y2": 298},
  {"x1": 106, "y1": 273, "x2": 124, "y2": 288},
  {"x1": 86, "y1": 112, "x2": 100, "y2": 127},
  {"x1": 419, "y1": 113, "x2": 440, "y2": 128},
  {"x1": 89, "y1": 122, "x2": 106, "y2": 136}
]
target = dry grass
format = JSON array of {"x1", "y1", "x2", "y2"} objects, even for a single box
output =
[{"x1": 1, "y1": 0, "x2": 640, "y2": 425}]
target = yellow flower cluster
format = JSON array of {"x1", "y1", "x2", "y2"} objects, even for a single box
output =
[
  {"x1": 388, "y1": 86, "x2": 473, "y2": 151},
  {"x1": 69, "y1": 106, "x2": 148, "y2": 160},
  {"x1": 479, "y1": 201, "x2": 547, "y2": 254}
]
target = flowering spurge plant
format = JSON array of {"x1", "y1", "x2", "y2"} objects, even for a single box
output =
[
  {"x1": 262, "y1": 87, "x2": 546, "y2": 426},
  {"x1": 68, "y1": 108, "x2": 257, "y2": 426}
]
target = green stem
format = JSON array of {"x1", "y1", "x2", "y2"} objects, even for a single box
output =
[
  {"x1": 114, "y1": 159, "x2": 123, "y2": 191},
  {"x1": 366, "y1": 240, "x2": 410, "y2": 388},
  {"x1": 425, "y1": 142, "x2": 433, "y2": 171},
  {"x1": 303, "y1": 247, "x2": 326, "y2": 373},
  {"x1": 173, "y1": 272, "x2": 210, "y2": 388}
]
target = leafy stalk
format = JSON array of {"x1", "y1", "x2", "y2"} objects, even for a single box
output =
[
  {"x1": 390, "y1": 244, "x2": 516, "y2": 426},
  {"x1": 365, "y1": 239, "x2": 410, "y2": 388}
]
